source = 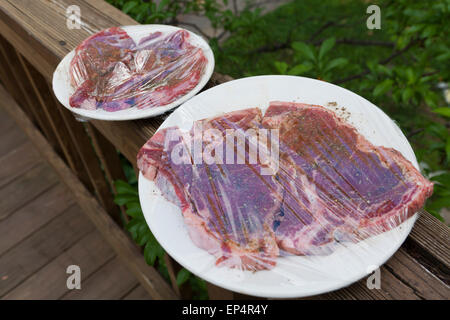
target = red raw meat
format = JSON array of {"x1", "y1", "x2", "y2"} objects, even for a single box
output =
[
  {"x1": 137, "y1": 102, "x2": 433, "y2": 270},
  {"x1": 69, "y1": 28, "x2": 207, "y2": 111},
  {"x1": 263, "y1": 101, "x2": 433, "y2": 255},
  {"x1": 138, "y1": 108, "x2": 282, "y2": 270}
]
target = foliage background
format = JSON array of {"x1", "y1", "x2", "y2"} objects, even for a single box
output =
[{"x1": 108, "y1": 0, "x2": 450, "y2": 298}]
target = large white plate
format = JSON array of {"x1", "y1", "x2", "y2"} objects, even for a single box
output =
[
  {"x1": 52, "y1": 25, "x2": 214, "y2": 121},
  {"x1": 138, "y1": 75, "x2": 418, "y2": 298}
]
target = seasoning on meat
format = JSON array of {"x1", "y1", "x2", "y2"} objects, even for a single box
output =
[
  {"x1": 137, "y1": 102, "x2": 433, "y2": 270},
  {"x1": 69, "y1": 27, "x2": 207, "y2": 111}
]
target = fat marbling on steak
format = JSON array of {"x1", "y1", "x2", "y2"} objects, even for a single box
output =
[{"x1": 137, "y1": 102, "x2": 433, "y2": 270}]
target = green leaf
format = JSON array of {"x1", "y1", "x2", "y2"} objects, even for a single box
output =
[
  {"x1": 122, "y1": 1, "x2": 137, "y2": 14},
  {"x1": 373, "y1": 79, "x2": 394, "y2": 97},
  {"x1": 318, "y1": 37, "x2": 335, "y2": 61},
  {"x1": 433, "y1": 108, "x2": 450, "y2": 118},
  {"x1": 426, "y1": 123, "x2": 448, "y2": 141},
  {"x1": 125, "y1": 202, "x2": 143, "y2": 218},
  {"x1": 288, "y1": 63, "x2": 312, "y2": 75},
  {"x1": 436, "y1": 51, "x2": 450, "y2": 61},
  {"x1": 406, "y1": 25, "x2": 424, "y2": 34},
  {"x1": 274, "y1": 61, "x2": 288, "y2": 74},
  {"x1": 123, "y1": 165, "x2": 138, "y2": 185},
  {"x1": 402, "y1": 87, "x2": 414, "y2": 102},
  {"x1": 114, "y1": 194, "x2": 138, "y2": 206},
  {"x1": 366, "y1": 60, "x2": 377, "y2": 72},
  {"x1": 423, "y1": 91, "x2": 438, "y2": 109},
  {"x1": 144, "y1": 240, "x2": 158, "y2": 265},
  {"x1": 396, "y1": 35, "x2": 409, "y2": 50},
  {"x1": 292, "y1": 42, "x2": 316, "y2": 61},
  {"x1": 137, "y1": 222, "x2": 149, "y2": 236},
  {"x1": 421, "y1": 25, "x2": 437, "y2": 38},
  {"x1": 137, "y1": 230, "x2": 152, "y2": 246},
  {"x1": 157, "y1": 0, "x2": 169, "y2": 12},
  {"x1": 135, "y1": 11, "x2": 145, "y2": 22},
  {"x1": 427, "y1": 197, "x2": 450, "y2": 213},
  {"x1": 126, "y1": 218, "x2": 143, "y2": 231},
  {"x1": 115, "y1": 180, "x2": 138, "y2": 195},
  {"x1": 405, "y1": 68, "x2": 415, "y2": 84},
  {"x1": 375, "y1": 64, "x2": 393, "y2": 76},
  {"x1": 323, "y1": 57, "x2": 347, "y2": 73},
  {"x1": 431, "y1": 172, "x2": 450, "y2": 186},
  {"x1": 446, "y1": 137, "x2": 450, "y2": 162},
  {"x1": 176, "y1": 268, "x2": 191, "y2": 286},
  {"x1": 126, "y1": 218, "x2": 143, "y2": 240},
  {"x1": 359, "y1": 80, "x2": 371, "y2": 91}
]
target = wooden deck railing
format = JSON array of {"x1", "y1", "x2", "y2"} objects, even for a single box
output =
[{"x1": 0, "y1": 0, "x2": 448, "y2": 300}]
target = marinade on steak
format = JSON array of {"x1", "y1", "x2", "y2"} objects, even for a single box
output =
[
  {"x1": 137, "y1": 102, "x2": 433, "y2": 270},
  {"x1": 69, "y1": 27, "x2": 207, "y2": 111},
  {"x1": 263, "y1": 102, "x2": 433, "y2": 255},
  {"x1": 138, "y1": 108, "x2": 282, "y2": 271}
]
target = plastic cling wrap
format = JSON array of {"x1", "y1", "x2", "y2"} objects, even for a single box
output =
[
  {"x1": 69, "y1": 27, "x2": 207, "y2": 112},
  {"x1": 137, "y1": 101, "x2": 433, "y2": 273}
]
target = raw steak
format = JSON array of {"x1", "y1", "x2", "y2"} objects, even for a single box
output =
[
  {"x1": 138, "y1": 108, "x2": 282, "y2": 270},
  {"x1": 263, "y1": 101, "x2": 434, "y2": 255},
  {"x1": 137, "y1": 101, "x2": 433, "y2": 270},
  {"x1": 69, "y1": 28, "x2": 207, "y2": 111}
]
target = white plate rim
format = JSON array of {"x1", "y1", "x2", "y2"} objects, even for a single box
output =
[
  {"x1": 52, "y1": 24, "x2": 215, "y2": 121},
  {"x1": 138, "y1": 75, "x2": 419, "y2": 298}
]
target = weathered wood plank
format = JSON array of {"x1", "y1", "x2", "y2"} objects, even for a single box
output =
[
  {"x1": 0, "y1": 142, "x2": 43, "y2": 188},
  {"x1": 311, "y1": 246, "x2": 450, "y2": 300},
  {"x1": 0, "y1": 84, "x2": 178, "y2": 299},
  {"x1": 45, "y1": 92, "x2": 98, "y2": 195},
  {"x1": 85, "y1": 123, "x2": 128, "y2": 224},
  {"x1": 408, "y1": 210, "x2": 450, "y2": 268},
  {"x1": 62, "y1": 257, "x2": 139, "y2": 300},
  {"x1": 0, "y1": 36, "x2": 61, "y2": 150},
  {"x1": 0, "y1": 37, "x2": 23, "y2": 103},
  {"x1": 384, "y1": 248, "x2": 449, "y2": 299},
  {"x1": 0, "y1": 163, "x2": 59, "y2": 220},
  {"x1": 3, "y1": 230, "x2": 115, "y2": 300},
  {"x1": 207, "y1": 283, "x2": 234, "y2": 300},
  {"x1": 0, "y1": 36, "x2": 35, "y2": 121},
  {"x1": 52, "y1": 99, "x2": 122, "y2": 223},
  {"x1": 18, "y1": 54, "x2": 79, "y2": 172},
  {"x1": 309, "y1": 265, "x2": 425, "y2": 300},
  {"x1": 0, "y1": 205, "x2": 94, "y2": 297},
  {"x1": 0, "y1": 124, "x2": 28, "y2": 158},
  {"x1": 0, "y1": 108, "x2": 15, "y2": 135},
  {"x1": 45, "y1": 86, "x2": 99, "y2": 193},
  {"x1": 325, "y1": 247, "x2": 450, "y2": 300},
  {"x1": 0, "y1": 183, "x2": 74, "y2": 256},
  {"x1": 0, "y1": 2, "x2": 57, "y2": 80},
  {"x1": 122, "y1": 285, "x2": 152, "y2": 300},
  {"x1": 85, "y1": 124, "x2": 127, "y2": 191},
  {"x1": 309, "y1": 281, "x2": 390, "y2": 300}
]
